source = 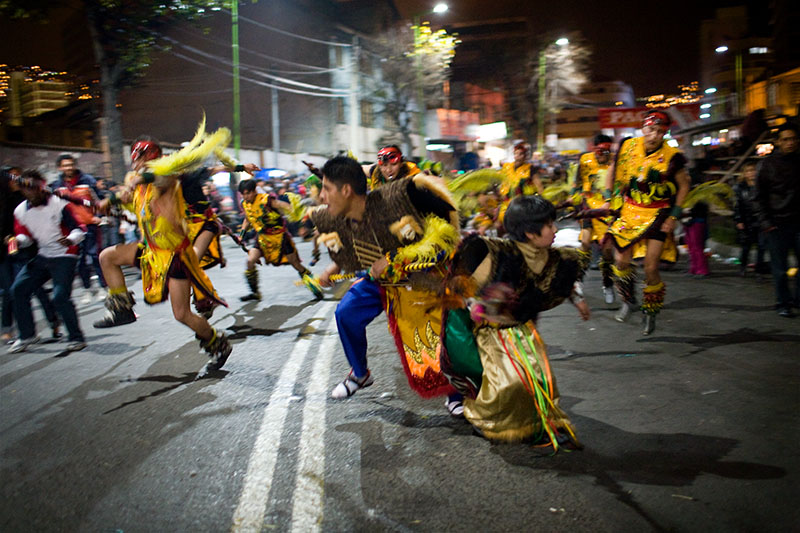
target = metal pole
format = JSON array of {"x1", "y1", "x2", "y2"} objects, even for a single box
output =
[
  {"x1": 232, "y1": 0, "x2": 241, "y2": 158},
  {"x1": 348, "y1": 36, "x2": 359, "y2": 158},
  {"x1": 414, "y1": 16, "x2": 425, "y2": 159},
  {"x1": 735, "y1": 51, "x2": 743, "y2": 116},
  {"x1": 537, "y1": 49, "x2": 546, "y2": 153},
  {"x1": 271, "y1": 86, "x2": 279, "y2": 167}
]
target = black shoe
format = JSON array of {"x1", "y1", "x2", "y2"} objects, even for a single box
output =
[
  {"x1": 778, "y1": 307, "x2": 795, "y2": 318},
  {"x1": 93, "y1": 308, "x2": 136, "y2": 328},
  {"x1": 239, "y1": 292, "x2": 261, "y2": 302}
]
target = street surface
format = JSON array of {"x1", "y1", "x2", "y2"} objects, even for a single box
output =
[{"x1": 1, "y1": 232, "x2": 798, "y2": 532}]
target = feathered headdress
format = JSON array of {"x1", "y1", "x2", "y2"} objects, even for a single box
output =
[
  {"x1": 682, "y1": 180, "x2": 734, "y2": 215},
  {"x1": 147, "y1": 115, "x2": 232, "y2": 176}
]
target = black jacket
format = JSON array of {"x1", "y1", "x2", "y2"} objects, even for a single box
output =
[{"x1": 755, "y1": 151, "x2": 800, "y2": 230}]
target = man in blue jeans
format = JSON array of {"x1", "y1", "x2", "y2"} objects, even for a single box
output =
[
  {"x1": 756, "y1": 123, "x2": 800, "y2": 318},
  {"x1": 51, "y1": 154, "x2": 107, "y2": 303},
  {"x1": 9, "y1": 170, "x2": 87, "y2": 353}
]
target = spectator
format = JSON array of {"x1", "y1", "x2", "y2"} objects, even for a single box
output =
[
  {"x1": 733, "y1": 161, "x2": 768, "y2": 276},
  {"x1": 9, "y1": 170, "x2": 87, "y2": 353},
  {"x1": 50, "y1": 154, "x2": 107, "y2": 303},
  {"x1": 756, "y1": 123, "x2": 800, "y2": 317},
  {"x1": 684, "y1": 201, "x2": 710, "y2": 277}
]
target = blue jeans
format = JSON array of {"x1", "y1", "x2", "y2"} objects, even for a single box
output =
[
  {"x1": 335, "y1": 278, "x2": 384, "y2": 379},
  {"x1": 764, "y1": 223, "x2": 800, "y2": 308},
  {"x1": 1, "y1": 257, "x2": 59, "y2": 333},
  {"x1": 78, "y1": 224, "x2": 107, "y2": 289},
  {"x1": 11, "y1": 256, "x2": 84, "y2": 342}
]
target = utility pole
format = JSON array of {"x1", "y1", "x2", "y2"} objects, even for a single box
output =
[
  {"x1": 231, "y1": 0, "x2": 241, "y2": 158},
  {"x1": 271, "y1": 86, "x2": 280, "y2": 167},
  {"x1": 537, "y1": 49, "x2": 546, "y2": 154},
  {"x1": 348, "y1": 36, "x2": 360, "y2": 159}
]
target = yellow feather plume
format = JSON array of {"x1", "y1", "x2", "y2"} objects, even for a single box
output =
[
  {"x1": 541, "y1": 181, "x2": 572, "y2": 203},
  {"x1": 683, "y1": 180, "x2": 734, "y2": 215},
  {"x1": 447, "y1": 169, "x2": 504, "y2": 196},
  {"x1": 148, "y1": 126, "x2": 231, "y2": 176},
  {"x1": 214, "y1": 146, "x2": 238, "y2": 169},
  {"x1": 394, "y1": 214, "x2": 460, "y2": 266},
  {"x1": 283, "y1": 192, "x2": 308, "y2": 222}
]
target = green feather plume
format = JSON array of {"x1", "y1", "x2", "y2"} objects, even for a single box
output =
[{"x1": 541, "y1": 181, "x2": 573, "y2": 203}]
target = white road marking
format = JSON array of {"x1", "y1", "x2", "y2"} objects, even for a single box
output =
[
  {"x1": 290, "y1": 322, "x2": 340, "y2": 532},
  {"x1": 231, "y1": 302, "x2": 336, "y2": 532}
]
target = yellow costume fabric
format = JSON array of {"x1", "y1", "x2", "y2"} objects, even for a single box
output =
[
  {"x1": 242, "y1": 193, "x2": 295, "y2": 265},
  {"x1": 186, "y1": 206, "x2": 223, "y2": 269},
  {"x1": 127, "y1": 183, "x2": 224, "y2": 306},
  {"x1": 500, "y1": 162, "x2": 538, "y2": 197},
  {"x1": 577, "y1": 152, "x2": 612, "y2": 242},
  {"x1": 607, "y1": 137, "x2": 682, "y2": 250}
]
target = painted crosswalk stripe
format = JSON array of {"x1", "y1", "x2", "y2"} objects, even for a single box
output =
[
  {"x1": 232, "y1": 302, "x2": 335, "y2": 532},
  {"x1": 290, "y1": 320, "x2": 340, "y2": 532}
]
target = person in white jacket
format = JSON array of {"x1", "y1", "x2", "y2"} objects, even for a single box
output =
[{"x1": 8, "y1": 170, "x2": 87, "y2": 353}]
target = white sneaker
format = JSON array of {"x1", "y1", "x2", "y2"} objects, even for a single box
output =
[
  {"x1": 81, "y1": 291, "x2": 93, "y2": 305},
  {"x1": 331, "y1": 370, "x2": 374, "y2": 399},
  {"x1": 603, "y1": 287, "x2": 616, "y2": 305},
  {"x1": 445, "y1": 398, "x2": 464, "y2": 417},
  {"x1": 96, "y1": 289, "x2": 107, "y2": 303},
  {"x1": 8, "y1": 335, "x2": 40, "y2": 354},
  {"x1": 615, "y1": 302, "x2": 632, "y2": 323}
]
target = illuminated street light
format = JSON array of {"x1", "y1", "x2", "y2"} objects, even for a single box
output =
[
  {"x1": 555, "y1": 37, "x2": 569, "y2": 46},
  {"x1": 433, "y1": 3, "x2": 448, "y2": 13},
  {"x1": 715, "y1": 45, "x2": 729, "y2": 53},
  {"x1": 700, "y1": 113, "x2": 711, "y2": 119},
  {"x1": 700, "y1": 103, "x2": 711, "y2": 109},
  {"x1": 704, "y1": 87, "x2": 717, "y2": 94}
]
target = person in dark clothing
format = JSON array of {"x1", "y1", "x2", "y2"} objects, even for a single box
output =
[
  {"x1": 734, "y1": 161, "x2": 768, "y2": 276},
  {"x1": 756, "y1": 123, "x2": 800, "y2": 317},
  {"x1": 1, "y1": 167, "x2": 61, "y2": 344},
  {"x1": 50, "y1": 154, "x2": 107, "y2": 302}
]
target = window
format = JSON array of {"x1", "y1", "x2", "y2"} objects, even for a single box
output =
[
  {"x1": 749, "y1": 47, "x2": 768, "y2": 54},
  {"x1": 360, "y1": 101, "x2": 374, "y2": 127}
]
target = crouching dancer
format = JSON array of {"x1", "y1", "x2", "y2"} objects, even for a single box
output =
[{"x1": 312, "y1": 156, "x2": 464, "y2": 415}]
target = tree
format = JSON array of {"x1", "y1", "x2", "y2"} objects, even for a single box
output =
[
  {"x1": 501, "y1": 31, "x2": 591, "y2": 149},
  {"x1": 365, "y1": 22, "x2": 457, "y2": 157},
  {"x1": 1, "y1": 0, "x2": 224, "y2": 181}
]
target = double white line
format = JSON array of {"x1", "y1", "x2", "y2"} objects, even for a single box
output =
[{"x1": 232, "y1": 302, "x2": 338, "y2": 532}]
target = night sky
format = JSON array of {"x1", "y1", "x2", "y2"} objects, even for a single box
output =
[{"x1": 1, "y1": 1, "x2": 761, "y2": 97}]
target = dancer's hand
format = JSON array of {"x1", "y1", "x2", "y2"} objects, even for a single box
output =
[
  {"x1": 319, "y1": 263, "x2": 340, "y2": 287},
  {"x1": 660, "y1": 216, "x2": 677, "y2": 234},
  {"x1": 369, "y1": 256, "x2": 389, "y2": 280}
]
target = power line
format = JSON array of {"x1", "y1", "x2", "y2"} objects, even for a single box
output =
[
  {"x1": 221, "y1": 8, "x2": 351, "y2": 48},
  {"x1": 162, "y1": 36, "x2": 348, "y2": 94}
]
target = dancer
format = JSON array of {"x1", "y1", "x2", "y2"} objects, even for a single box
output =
[
  {"x1": 572, "y1": 134, "x2": 616, "y2": 303},
  {"x1": 603, "y1": 110, "x2": 690, "y2": 334},
  {"x1": 497, "y1": 142, "x2": 544, "y2": 226},
  {"x1": 98, "y1": 124, "x2": 233, "y2": 375},
  {"x1": 441, "y1": 195, "x2": 588, "y2": 446},
  {"x1": 367, "y1": 145, "x2": 420, "y2": 190},
  {"x1": 237, "y1": 179, "x2": 322, "y2": 301},
  {"x1": 312, "y1": 156, "x2": 463, "y2": 414}
]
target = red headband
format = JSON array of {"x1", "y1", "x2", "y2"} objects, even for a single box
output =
[
  {"x1": 643, "y1": 111, "x2": 671, "y2": 129},
  {"x1": 377, "y1": 147, "x2": 402, "y2": 164},
  {"x1": 131, "y1": 141, "x2": 162, "y2": 162}
]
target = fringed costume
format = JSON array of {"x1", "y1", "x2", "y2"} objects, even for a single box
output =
[
  {"x1": 441, "y1": 235, "x2": 588, "y2": 447},
  {"x1": 312, "y1": 174, "x2": 460, "y2": 398},
  {"x1": 605, "y1": 137, "x2": 687, "y2": 315},
  {"x1": 182, "y1": 167, "x2": 224, "y2": 270},
  {"x1": 242, "y1": 193, "x2": 296, "y2": 266},
  {"x1": 498, "y1": 161, "x2": 540, "y2": 224}
]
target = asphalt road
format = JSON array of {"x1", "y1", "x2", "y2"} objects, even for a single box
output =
[{"x1": 1, "y1": 234, "x2": 798, "y2": 532}]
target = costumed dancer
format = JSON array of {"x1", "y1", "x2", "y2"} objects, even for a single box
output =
[
  {"x1": 570, "y1": 134, "x2": 617, "y2": 303},
  {"x1": 498, "y1": 142, "x2": 544, "y2": 225},
  {"x1": 603, "y1": 110, "x2": 690, "y2": 335},
  {"x1": 440, "y1": 195, "x2": 589, "y2": 446},
  {"x1": 368, "y1": 145, "x2": 420, "y2": 191},
  {"x1": 185, "y1": 148, "x2": 261, "y2": 317},
  {"x1": 96, "y1": 122, "x2": 233, "y2": 376},
  {"x1": 237, "y1": 179, "x2": 323, "y2": 302},
  {"x1": 312, "y1": 156, "x2": 464, "y2": 415}
]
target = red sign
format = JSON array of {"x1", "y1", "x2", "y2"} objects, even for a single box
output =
[
  {"x1": 598, "y1": 104, "x2": 700, "y2": 129},
  {"x1": 436, "y1": 109, "x2": 479, "y2": 140}
]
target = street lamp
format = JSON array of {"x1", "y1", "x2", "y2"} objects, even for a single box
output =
[
  {"x1": 413, "y1": 3, "x2": 448, "y2": 158},
  {"x1": 537, "y1": 37, "x2": 569, "y2": 154}
]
